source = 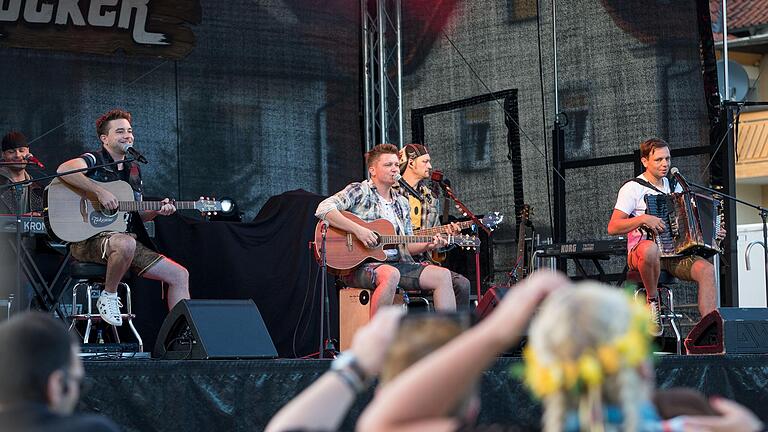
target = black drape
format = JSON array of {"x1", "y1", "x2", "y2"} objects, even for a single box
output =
[{"x1": 131, "y1": 189, "x2": 336, "y2": 357}]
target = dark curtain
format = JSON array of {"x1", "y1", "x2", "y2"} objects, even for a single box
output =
[{"x1": 130, "y1": 189, "x2": 336, "y2": 358}]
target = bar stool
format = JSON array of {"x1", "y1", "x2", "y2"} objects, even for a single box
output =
[
  {"x1": 625, "y1": 270, "x2": 683, "y2": 354},
  {"x1": 67, "y1": 262, "x2": 143, "y2": 352},
  {"x1": 0, "y1": 295, "x2": 12, "y2": 320},
  {"x1": 400, "y1": 288, "x2": 432, "y2": 311}
]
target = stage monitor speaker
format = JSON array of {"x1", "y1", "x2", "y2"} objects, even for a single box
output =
[
  {"x1": 475, "y1": 286, "x2": 509, "y2": 321},
  {"x1": 684, "y1": 308, "x2": 768, "y2": 354},
  {"x1": 152, "y1": 299, "x2": 277, "y2": 359}
]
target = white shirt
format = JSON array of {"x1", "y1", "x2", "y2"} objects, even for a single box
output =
[
  {"x1": 378, "y1": 195, "x2": 401, "y2": 260},
  {"x1": 614, "y1": 174, "x2": 683, "y2": 251}
]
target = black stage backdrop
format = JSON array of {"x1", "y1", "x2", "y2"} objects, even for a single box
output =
[
  {"x1": 127, "y1": 189, "x2": 337, "y2": 358},
  {"x1": 0, "y1": 0, "x2": 362, "y2": 309}
]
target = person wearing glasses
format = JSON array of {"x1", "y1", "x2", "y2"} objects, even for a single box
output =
[{"x1": 0, "y1": 312, "x2": 120, "y2": 432}]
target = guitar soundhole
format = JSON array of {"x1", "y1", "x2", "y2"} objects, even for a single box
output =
[
  {"x1": 359, "y1": 290, "x2": 370, "y2": 305},
  {"x1": 101, "y1": 208, "x2": 118, "y2": 217},
  {"x1": 372, "y1": 232, "x2": 382, "y2": 247}
]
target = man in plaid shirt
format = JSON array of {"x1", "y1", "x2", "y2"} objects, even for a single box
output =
[{"x1": 315, "y1": 144, "x2": 456, "y2": 316}]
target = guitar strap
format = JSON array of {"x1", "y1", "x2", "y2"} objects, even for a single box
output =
[
  {"x1": 622, "y1": 177, "x2": 666, "y2": 194},
  {"x1": 622, "y1": 177, "x2": 668, "y2": 242}
]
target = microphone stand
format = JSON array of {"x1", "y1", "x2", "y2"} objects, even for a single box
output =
[
  {"x1": 687, "y1": 179, "x2": 768, "y2": 303},
  {"x1": 0, "y1": 157, "x2": 138, "y2": 318},
  {"x1": 316, "y1": 221, "x2": 337, "y2": 359},
  {"x1": 436, "y1": 181, "x2": 491, "y2": 301}
]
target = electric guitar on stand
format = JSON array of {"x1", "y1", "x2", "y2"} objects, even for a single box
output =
[
  {"x1": 44, "y1": 178, "x2": 222, "y2": 242},
  {"x1": 509, "y1": 204, "x2": 531, "y2": 283}
]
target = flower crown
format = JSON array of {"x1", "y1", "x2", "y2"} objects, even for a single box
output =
[{"x1": 519, "y1": 294, "x2": 654, "y2": 399}]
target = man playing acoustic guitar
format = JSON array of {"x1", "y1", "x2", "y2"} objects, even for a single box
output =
[
  {"x1": 57, "y1": 109, "x2": 189, "y2": 326},
  {"x1": 315, "y1": 144, "x2": 456, "y2": 316},
  {"x1": 397, "y1": 144, "x2": 471, "y2": 311}
]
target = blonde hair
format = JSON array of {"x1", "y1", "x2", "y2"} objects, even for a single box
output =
[
  {"x1": 380, "y1": 315, "x2": 464, "y2": 384},
  {"x1": 379, "y1": 315, "x2": 476, "y2": 419},
  {"x1": 527, "y1": 283, "x2": 653, "y2": 432}
]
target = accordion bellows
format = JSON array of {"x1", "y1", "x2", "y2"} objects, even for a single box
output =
[{"x1": 644, "y1": 192, "x2": 724, "y2": 258}]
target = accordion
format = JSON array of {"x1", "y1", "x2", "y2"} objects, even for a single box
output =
[{"x1": 643, "y1": 192, "x2": 724, "y2": 258}]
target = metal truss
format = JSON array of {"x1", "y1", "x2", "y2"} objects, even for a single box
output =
[{"x1": 361, "y1": 0, "x2": 404, "y2": 151}]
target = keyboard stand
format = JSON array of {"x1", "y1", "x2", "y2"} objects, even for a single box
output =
[{"x1": 7, "y1": 238, "x2": 70, "y2": 320}]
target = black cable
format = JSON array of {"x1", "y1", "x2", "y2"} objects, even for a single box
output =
[
  {"x1": 441, "y1": 30, "x2": 566, "y2": 184},
  {"x1": 299, "y1": 266, "x2": 321, "y2": 350},
  {"x1": 699, "y1": 108, "x2": 738, "y2": 179},
  {"x1": 292, "y1": 250, "x2": 318, "y2": 358}
]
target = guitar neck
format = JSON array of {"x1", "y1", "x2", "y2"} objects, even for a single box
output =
[
  {"x1": 116, "y1": 201, "x2": 197, "y2": 211},
  {"x1": 418, "y1": 220, "x2": 474, "y2": 236},
  {"x1": 380, "y1": 234, "x2": 448, "y2": 245},
  {"x1": 514, "y1": 214, "x2": 529, "y2": 275}
]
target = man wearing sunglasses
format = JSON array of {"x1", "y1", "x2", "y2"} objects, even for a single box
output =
[{"x1": 0, "y1": 312, "x2": 120, "y2": 432}]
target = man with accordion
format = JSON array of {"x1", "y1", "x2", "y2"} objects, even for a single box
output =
[{"x1": 608, "y1": 138, "x2": 723, "y2": 335}]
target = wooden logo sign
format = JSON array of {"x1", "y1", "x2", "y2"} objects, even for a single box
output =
[{"x1": 0, "y1": 0, "x2": 202, "y2": 59}]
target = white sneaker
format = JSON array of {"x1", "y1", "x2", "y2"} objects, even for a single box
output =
[
  {"x1": 648, "y1": 298, "x2": 663, "y2": 337},
  {"x1": 97, "y1": 291, "x2": 123, "y2": 326}
]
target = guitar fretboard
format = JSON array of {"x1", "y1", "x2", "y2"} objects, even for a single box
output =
[
  {"x1": 417, "y1": 220, "x2": 474, "y2": 236},
  {"x1": 380, "y1": 234, "x2": 449, "y2": 245},
  {"x1": 102, "y1": 201, "x2": 198, "y2": 211}
]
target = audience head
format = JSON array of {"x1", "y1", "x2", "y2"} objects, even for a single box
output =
[
  {"x1": 0, "y1": 312, "x2": 83, "y2": 414},
  {"x1": 380, "y1": 313, "x2": 478, "y2": 420},
  {"x1": 524, "y1": 282, "x2": 654, "y2": 432}
]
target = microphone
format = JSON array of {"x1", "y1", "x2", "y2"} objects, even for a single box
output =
[
  {"x1": 430, "y1": 169, "x2": 452, "y2": 192},
  {"x1": 394, "y1": 173, "x2": 423, "y2": 201},
  {"x1": 24, "y1": 154, "x2": 45, "y2": 169},
  {"x1": 669, "y1": 167, "x2": 690, "y2": 192},
  {"x1": 122, "y1": 143, "x2": 148, "y2": 164}
]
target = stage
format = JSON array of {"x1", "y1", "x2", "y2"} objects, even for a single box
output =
[{"x1": 80, "y1": 354, "x2": 768, "y2": 432}]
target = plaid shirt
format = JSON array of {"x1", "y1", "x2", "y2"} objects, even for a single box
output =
[{"x1": 315, "y1": 179, "x2": 415, "y2": 262}]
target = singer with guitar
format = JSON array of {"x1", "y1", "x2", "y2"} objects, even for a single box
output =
[
  {"x1": 396, "y1": 143, "x2": 471, "y2": 311},
  {"x1": 607, "y1": 137, "x2": 721, "y2": 335},
  {"x1": 315, "y1": 144, "x2": 456, "y2": 316},
  {"x1": 56, "y1": 109, "x2": 190, "y2": 326}
]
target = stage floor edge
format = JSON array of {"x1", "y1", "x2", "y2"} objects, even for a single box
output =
[{"x1": 80, "y1": 354, "x2": 768, "y2": 431}]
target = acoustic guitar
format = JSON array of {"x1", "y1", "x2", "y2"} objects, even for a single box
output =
[
  {"x1": 44, "y1": 178, "x2": 221, "y2": 242},
  {"x1": 313, "y1": 211, "x2": 481, "y2": 273}
]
